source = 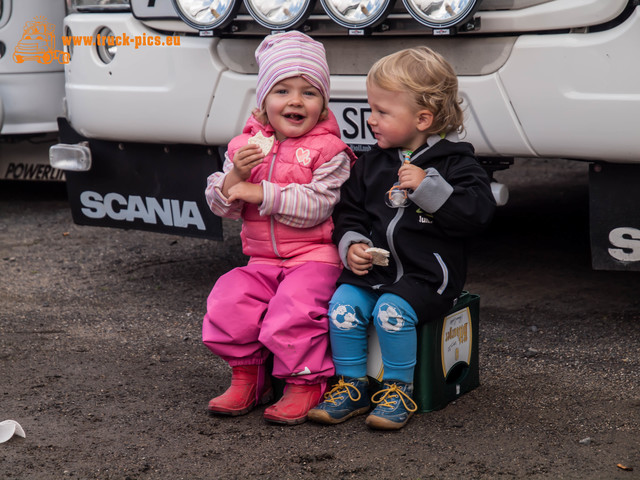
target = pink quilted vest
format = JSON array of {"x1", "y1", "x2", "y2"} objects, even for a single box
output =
[{"x1": 227, "y1": 111, "x2": 354, "y2": 267}]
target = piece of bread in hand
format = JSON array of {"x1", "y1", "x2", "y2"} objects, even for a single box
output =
[
  {"x1": 366, "y1": 247, "x2": 390, "y2": 267},
  {"x1": 247, "y1": 131, "x2": 274, "y2": 156}
]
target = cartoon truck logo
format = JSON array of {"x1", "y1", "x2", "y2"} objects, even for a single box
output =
[{"x1": 13, "y1": 17, "x2": 70, "y2": 65}]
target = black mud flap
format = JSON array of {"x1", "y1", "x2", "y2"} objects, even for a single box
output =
[
  {"x1": 589, "y1": 163, "x2": 640, "y2": 271},
  {"x1": 58, "y1": 118, "x2": 223, "y2": 240}
]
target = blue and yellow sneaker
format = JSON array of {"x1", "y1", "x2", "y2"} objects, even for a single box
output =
[
  {"x1": 307, "y1": 376, "x2": 370, "y2": 424},
  {"x1": 365, "y1": 380, "x2": 418, "y2": 430}
]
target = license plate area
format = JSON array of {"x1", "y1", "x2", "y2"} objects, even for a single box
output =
[{"x1": 331, "y1": 100, "x2": 375, "y2": 155}]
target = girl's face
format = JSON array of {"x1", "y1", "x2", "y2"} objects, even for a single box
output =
[
  {"x1": 366, "y1": 81, "x2": 432, "y2": 152},
  {"x1": 263, "y1": 76, "x2": 326, "y2": 142}
]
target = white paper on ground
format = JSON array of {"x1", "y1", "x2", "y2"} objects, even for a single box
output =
[{"x1": 0, "y1": 420, "x2": 26, "y2": 443}]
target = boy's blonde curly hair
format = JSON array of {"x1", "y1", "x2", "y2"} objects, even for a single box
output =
[{"x1": 367, "y1": 46, "x2": 464, "y2": 135}]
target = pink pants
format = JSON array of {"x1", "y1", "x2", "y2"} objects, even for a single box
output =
[{"x1": 202, "y1": 262, "x2": 341, "y2": 384}]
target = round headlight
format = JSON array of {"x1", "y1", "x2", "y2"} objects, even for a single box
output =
[
  {"x1": 402, "y1": 0, "x2": 480, "y2": 29},
  {"x1": 172, "y1": 0, "x2": 239, "y2": 30},
  {"x1": 96, "y1": 27, "x2": 116, "y2": 64},
  {"x1": 320, "y1": 0, "x2": 392, "y2": 30},
  {"x1": 244, "y1": 0, "x2": 314, "y2": 30}
]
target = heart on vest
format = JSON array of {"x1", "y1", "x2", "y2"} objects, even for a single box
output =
[{"x1": 296, "y1": 148, "x2": 311, "y2": 166}]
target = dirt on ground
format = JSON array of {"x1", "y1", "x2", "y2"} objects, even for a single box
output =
[{"x1": 1, "y1": 158, "x2": 639, "y2": 479}]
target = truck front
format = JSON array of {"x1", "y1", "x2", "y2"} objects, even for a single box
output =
[
  {"x1": 54, "y1": 0, "x2": 640, "y2": 269},
  {"x1": 0, "y1": 0, "x2": 67, "y2": 182}
]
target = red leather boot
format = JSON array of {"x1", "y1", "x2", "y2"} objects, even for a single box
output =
[
  {"x1": 208, "y1": 365, "x2": 272, "y2": 416},
  {"x1": 263, "y1": 383, "x2": 323, "y2": 425}
]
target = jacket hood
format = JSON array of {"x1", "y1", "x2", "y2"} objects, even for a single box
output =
[{"x1": 373, "y1": 132, "x2": 476, "y2": 167}]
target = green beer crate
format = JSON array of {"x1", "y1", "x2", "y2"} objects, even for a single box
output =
[{"x1": 367, "y1": 291, "x2": 480, "y2": 413}]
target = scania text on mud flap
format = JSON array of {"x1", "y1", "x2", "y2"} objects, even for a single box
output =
[
  {"x1": 0, "y1": 0, "x2": 67, "y2": 182},
  {"x1": 51, "y1": 0, "x2": 640, "y2": 270}
]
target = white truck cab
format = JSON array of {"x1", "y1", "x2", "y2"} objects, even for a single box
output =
[
  {"x1": 52, "y1": 0, "x2": 640, "y2": 270},
  {"x1": 0, "y1": 0, "x2": 66, "y2": 182}
]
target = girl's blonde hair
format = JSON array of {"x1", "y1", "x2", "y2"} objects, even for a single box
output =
[{"x1": 367, "y1": 46, "x2": 464, "y2": 134}]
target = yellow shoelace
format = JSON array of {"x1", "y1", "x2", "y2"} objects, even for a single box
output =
[
  {"x1": 370, "y1": 383, "x2": 418, "y2": 413},
  {"x1": 322, "y1": 378, "x2": 362, "y2": 405}
]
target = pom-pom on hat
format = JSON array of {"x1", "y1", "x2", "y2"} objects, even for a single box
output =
[{"x1": 255, "y1": 31, "x2": 330, "y2": 110}]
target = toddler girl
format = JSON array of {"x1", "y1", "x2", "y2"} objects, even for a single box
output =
[{"x1": 202, "y1": 31, "x2": 356, "y2": 425}]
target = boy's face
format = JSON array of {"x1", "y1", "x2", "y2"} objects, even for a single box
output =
[
  {"x1": 263, "y1": 76, "x2": 326, "y2": 142},
  {"x1": 366, "y1": 81, "x2": 432, "y2": 152}
]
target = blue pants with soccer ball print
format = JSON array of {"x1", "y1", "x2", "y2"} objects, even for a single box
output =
[{"x1": 328, "y1": 284, "x2": 418, "y2": 384}]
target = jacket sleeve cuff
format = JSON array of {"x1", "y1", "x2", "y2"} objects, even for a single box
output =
[
  {"x1": 338, "y1": 231, "x2": 373, "y2": 268},
  {"x1": 409, "y1": 167, "x2": 453, "y2": 213},
  {"x1": 211, "y1": 183, "x2": 231, "y2": 206}
]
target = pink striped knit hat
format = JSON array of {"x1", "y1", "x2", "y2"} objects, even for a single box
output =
[{"x1": 255, "y1": 31, "x2": 330, "y2": 110}]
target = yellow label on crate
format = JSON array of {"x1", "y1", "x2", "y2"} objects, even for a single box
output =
[{"x1": 441, "y1": 307, "x2": 472, "y2": 378}]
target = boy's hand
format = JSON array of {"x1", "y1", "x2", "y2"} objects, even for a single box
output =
[
  {"x1": 227, "y1": 181, "x2": 264, "y2": 205},
  {"x1": 232, "y1": 144, "x2": 264, "y2": 181},
  {"x1": 347, "y1": 243, "x2": 373, "y2": 275},
  {"x1": 398, "y1": 163, "x2": 426, "y2": 191}
]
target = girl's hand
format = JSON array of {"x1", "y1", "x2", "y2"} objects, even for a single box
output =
[
  {"x1": 347, "y1": 243, "x2": 373, "y2": 275},
  {"x1": 227, "y1": 181, "x2": 264, "y2": 205},
  {"x1": 222, "y1": 144, "x2": 264, "y2": 198},
  {"x1": 398, "y1": 163, "x2": 426, "y2": 191},
  {"x1": 232, "y1": 144, "x2": 264, "y2": 181}
]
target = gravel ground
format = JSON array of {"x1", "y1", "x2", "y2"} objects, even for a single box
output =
[{"x1": 1, "y1": 158, "x2": 639, "y2": 479}]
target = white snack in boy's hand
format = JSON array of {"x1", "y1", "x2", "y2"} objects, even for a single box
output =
[
  {"x1": 247, "y1": 131, "x2": 274, "y2": 156},
  {"x1": 366, "y1": 247, "x2": 390, "y2": 266}
]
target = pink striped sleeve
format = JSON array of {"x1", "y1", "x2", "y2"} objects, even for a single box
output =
[
  {"x1": 204, "y1": 152, "x2": 243, "y2": 220},
  {"x1": 258, "y1": 151, "x2": 351, "y2": 228}
]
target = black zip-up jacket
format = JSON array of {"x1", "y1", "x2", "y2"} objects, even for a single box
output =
[{"x1": 333, "y1": 133, "x2": 496, "y2": 322}]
